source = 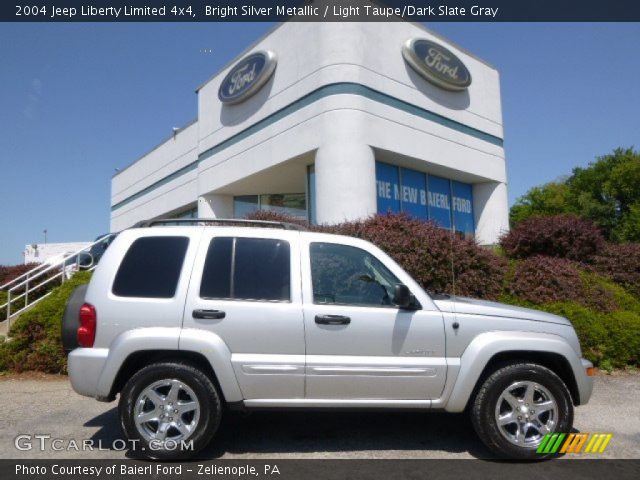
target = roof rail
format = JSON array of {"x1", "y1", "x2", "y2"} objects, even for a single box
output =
[{"x1": 132, "y1": 218, "x2": 308, "y2": 231}]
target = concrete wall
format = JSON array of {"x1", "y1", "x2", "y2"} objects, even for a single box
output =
[
  {"x1": 111, "y1": 19, "x2": 509, "y2": 243},
  {"x1": 111, "y1": 121, "x2": 199, "y2": 230}
]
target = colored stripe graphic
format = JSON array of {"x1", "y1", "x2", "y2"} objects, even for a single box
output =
[
  {"x1": 537, "y1": 433, "x2": 566, "y2": 454},
  {"x1": 537, "y1": 433, "x2": 612, "y2": 454},
  {"x1": 585, "y1": 433, "x2": 613, "y2": 453},
  {"x1": 560, "y1": 433, "x2": 589, "y2": 453}
]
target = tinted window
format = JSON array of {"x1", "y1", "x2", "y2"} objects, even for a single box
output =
[
  {"x1": 310, "y1": 242, "x2": 400, "y2": 307},
  {"x1": 112, "y1": 236, "x2": 188, "y2": 298},
  {"x1": 200, "y1": 237, "x2": 290, "y2": 302},
  {"x1": 200, "y1": 237, "x2": 233, "y2": 299},
  {"x1": 234, "y1": 238, "x2": 290, "y2": 301}
]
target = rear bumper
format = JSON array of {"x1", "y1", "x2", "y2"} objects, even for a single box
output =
[
  {"x1": 68, "y1": 348, "x2": 109, "y2": 399},
  {"x1": 576, "y1": 358, "x2": 594, "y2": 405}
]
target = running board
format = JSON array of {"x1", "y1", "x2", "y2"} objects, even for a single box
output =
[{"x1": 242, "y1": 399, "x2": 432, "y2": 409}]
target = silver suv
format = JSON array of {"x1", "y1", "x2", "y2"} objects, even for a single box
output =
[{"x1": 63, "y1": 219, "x2": 594, "y2": 460}]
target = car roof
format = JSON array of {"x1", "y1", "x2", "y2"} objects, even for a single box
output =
[{"x1": 131, "y1": 218, "x2": 308, "y2": 231}]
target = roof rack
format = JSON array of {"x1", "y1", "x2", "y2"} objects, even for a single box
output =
[{"x1": 132, "y1": 218, "x2": 308, "y2": 231}]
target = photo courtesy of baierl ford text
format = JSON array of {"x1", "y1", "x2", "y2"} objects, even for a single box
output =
[{"x1": 1, "y1": 1, "x2": 639, "y2": 479}]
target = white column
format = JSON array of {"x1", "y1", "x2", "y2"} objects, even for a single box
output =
[
  {"x1": 472, "y1": 181, "x2": 510, "y2": 245},
  {"x1": 314, "y1": 142, "x2": 377, "y2": 224},
  {"x1": 198, "y1": 193, "x2": 233, "y2": 218}
]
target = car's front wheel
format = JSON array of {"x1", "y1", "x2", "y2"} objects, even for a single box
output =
[
  {"x1": 119, "y1": 361, "x2": 222, "y2": 459},
  {"x1": 471, "y1": 362, "x2": 574, "y2": 459}
]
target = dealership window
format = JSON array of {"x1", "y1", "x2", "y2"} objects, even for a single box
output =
[
  {"x1": 234, "y1": 196, "x2": 260, "y2": 219},
  {"x1": 375, "y1": 161, "x2": 474, "y2": 238},
  {"x1": 233, "y1": 194, "x2": 307, "y2": 220},
  {"x1": 307, "y1": 165, "x2": 316, "y2": 224},
  {"x1": 171, "y1": 206, "x2": 198, "y2": 219}
]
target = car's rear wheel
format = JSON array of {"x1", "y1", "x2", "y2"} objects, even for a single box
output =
[
  {"x1": 119, "y1": 362, "x2": 222, "y2": 459},
  {"x1": 471, "y1": 363, "x2": 573, "y2": 459}
]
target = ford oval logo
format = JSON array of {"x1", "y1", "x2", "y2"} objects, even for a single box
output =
[
  {"x1": 218, "y1": 50, "x2": 277, "y2": 104},
  {"x1": 402, "y1": 39, "x2": 471, "y2": 91}
]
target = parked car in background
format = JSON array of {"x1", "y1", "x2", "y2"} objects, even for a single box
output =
[{"x1": 88, "y1": 233, "x2": 118, "y2": 265}]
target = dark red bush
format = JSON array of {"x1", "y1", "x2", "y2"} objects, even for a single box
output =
[
  {"x1": 500, "y1": 214, "x2": 605, "y2": 262},
  {"x1": 509, "y1": 255, "x2": 617, "y2": 311},
  {"x1": 593, "y1": 243, "x2": 640, "y2": 296},
  {"x1": 245, "y1": 209, "x2": 309, "y2": 228},
  {"x1": 247, "y1": 212, "x2": 507, "y2": 300},
  {"x1": 509, "y1": 256, "x2": 583, "y2": 304},
  {"x1": 325, "y1": 214, "x2": 508, "y2": 300},
  {"x1": 0, "y1": 263, "x2": 39, "y2": 286}
]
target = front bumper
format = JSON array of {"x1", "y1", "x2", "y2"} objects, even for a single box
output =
[{"x1": 577, "y1": 358, "x2": 594, "y2": 405}]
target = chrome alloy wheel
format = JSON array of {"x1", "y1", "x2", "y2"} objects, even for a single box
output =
[
  {"x1": 494, "y1": 380, "x2": 558, "y2": 448},
  {"x1": 134, "y1": 379, "x2": 200, "y2": 445}
]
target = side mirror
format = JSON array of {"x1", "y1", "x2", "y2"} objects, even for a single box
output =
[{"x1": 393, "y1": 283, "x2": 413, "y2": 309}]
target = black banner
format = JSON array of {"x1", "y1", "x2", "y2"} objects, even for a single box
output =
[
  {"x1": 3, "y1": 0, "x2": 640, "y2": 22},
  {"x1": 3, "y1": 459, "x2": 640, "y2": 480}
]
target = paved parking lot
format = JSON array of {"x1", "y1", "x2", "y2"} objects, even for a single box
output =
[{"x1": 0, "y1": 372, "x2": 638, "y2": 459}]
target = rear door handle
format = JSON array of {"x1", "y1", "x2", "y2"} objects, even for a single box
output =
[
  {"x1": 192, "y1": 309, "x2": 226, "y2": 320},
  {"x1": 315, "y1": 314, "x2": 351, "y2": 325}
]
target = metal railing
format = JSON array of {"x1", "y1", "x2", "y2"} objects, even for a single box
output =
[{"x1": 0, "y1": 235, "x2": 111, "y2": 330}]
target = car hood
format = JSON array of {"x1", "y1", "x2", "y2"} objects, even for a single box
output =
[{"x1": 433, "y1": 296, "x2": 571, "y2": 326}]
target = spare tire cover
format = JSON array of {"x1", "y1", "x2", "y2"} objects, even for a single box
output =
[{"x1": 61, "y1": 284, "x2": 88, "y2": 354}]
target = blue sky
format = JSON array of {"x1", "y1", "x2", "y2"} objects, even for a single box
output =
[{"x1": 0, "y1": 22, "x2": 638, "y2": 264}]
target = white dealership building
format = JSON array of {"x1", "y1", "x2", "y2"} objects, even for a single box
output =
[{"x1": 111, "y1": 20, "x2": 509, "y2": 244}]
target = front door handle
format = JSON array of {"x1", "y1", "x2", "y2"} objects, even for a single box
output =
[
  {"x1": 315, "y1": 314, "x2": 350, "y2": 325},
  {"x1": 193, "y1": 309, "x2": 226, "y2": 320}
]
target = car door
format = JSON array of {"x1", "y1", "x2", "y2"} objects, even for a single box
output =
[
  {"x1": 183, "y1": 229, "x2": 305, "y2": 400},
  {"x1": 301, "y1": 236, "x2": 447, "y2": 400}
]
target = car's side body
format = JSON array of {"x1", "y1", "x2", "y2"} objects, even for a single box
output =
[{"x1": 68, "y1": 225, "x2": 593, "y2": 415}]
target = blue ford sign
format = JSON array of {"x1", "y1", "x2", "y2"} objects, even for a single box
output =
[
  {"x1": 402, "y1": 38, "x2": 471, "y2": 91},
  {"x1": 218, "y1": 50, "x2": 277, "y2": 104}
]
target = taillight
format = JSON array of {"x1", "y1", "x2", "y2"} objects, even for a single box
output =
[{"x1": 77, "y1": 303, "x2": 97, "y2": 348}]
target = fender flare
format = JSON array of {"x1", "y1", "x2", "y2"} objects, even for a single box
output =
[
  {"x1": 179, "y1": 328, "x2": 243, "y2": 403},
  {"x1": 95, "y1": 327, "x2": 243, "y2": 403},
  {"x1": 444, "y1": 331, "x2": 584, "y2": 412},
  {"x1": 96, "y1": 327, "x2": 181, "y2": 398}
]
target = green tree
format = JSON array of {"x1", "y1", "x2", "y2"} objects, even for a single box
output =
[
  {"x1": 509, "y1": 182, "x2": 572, "y2": 226},
  {"x1": 510, "y1": 148, "x2": 640, "y2": 242}
]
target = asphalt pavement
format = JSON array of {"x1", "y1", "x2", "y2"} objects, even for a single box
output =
[{"x1": 0, "y1": 372, "x2": 638, "y2": 459}]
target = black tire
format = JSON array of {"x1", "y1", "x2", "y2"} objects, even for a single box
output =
[
  {"x1": 470, "y1": 363, "x2": 573, "y2": 460},
  {"x1": 119, "y1": 361, "x2": 222, "y2": 460}
]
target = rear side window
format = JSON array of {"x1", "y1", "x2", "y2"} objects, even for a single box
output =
[
  {"x1": 112, "y1": 236, "x2": 189, "y2": 298},
  {"x1": 199, "y1": 237, "x2": 233, "y2": 299},
  {"x1": 200, "y1": 237, "x2": 290, "y2": 301}
]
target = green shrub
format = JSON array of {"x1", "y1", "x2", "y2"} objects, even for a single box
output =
[
  {"x1": 542, "y1": 302, "x2": 610, "y2": 365},
  {"x1": 507, "y1": 299, "x2": 640, "y2": 368},
  {"x1": 0, "y1": 271, "x2": 92, "y2": 374},
  {"x1": 601, "y1": 311, "x2": 640, "y2": 366},
  {"x1": 583, "y1": 272, "x2": 640, "y2": 314}
]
